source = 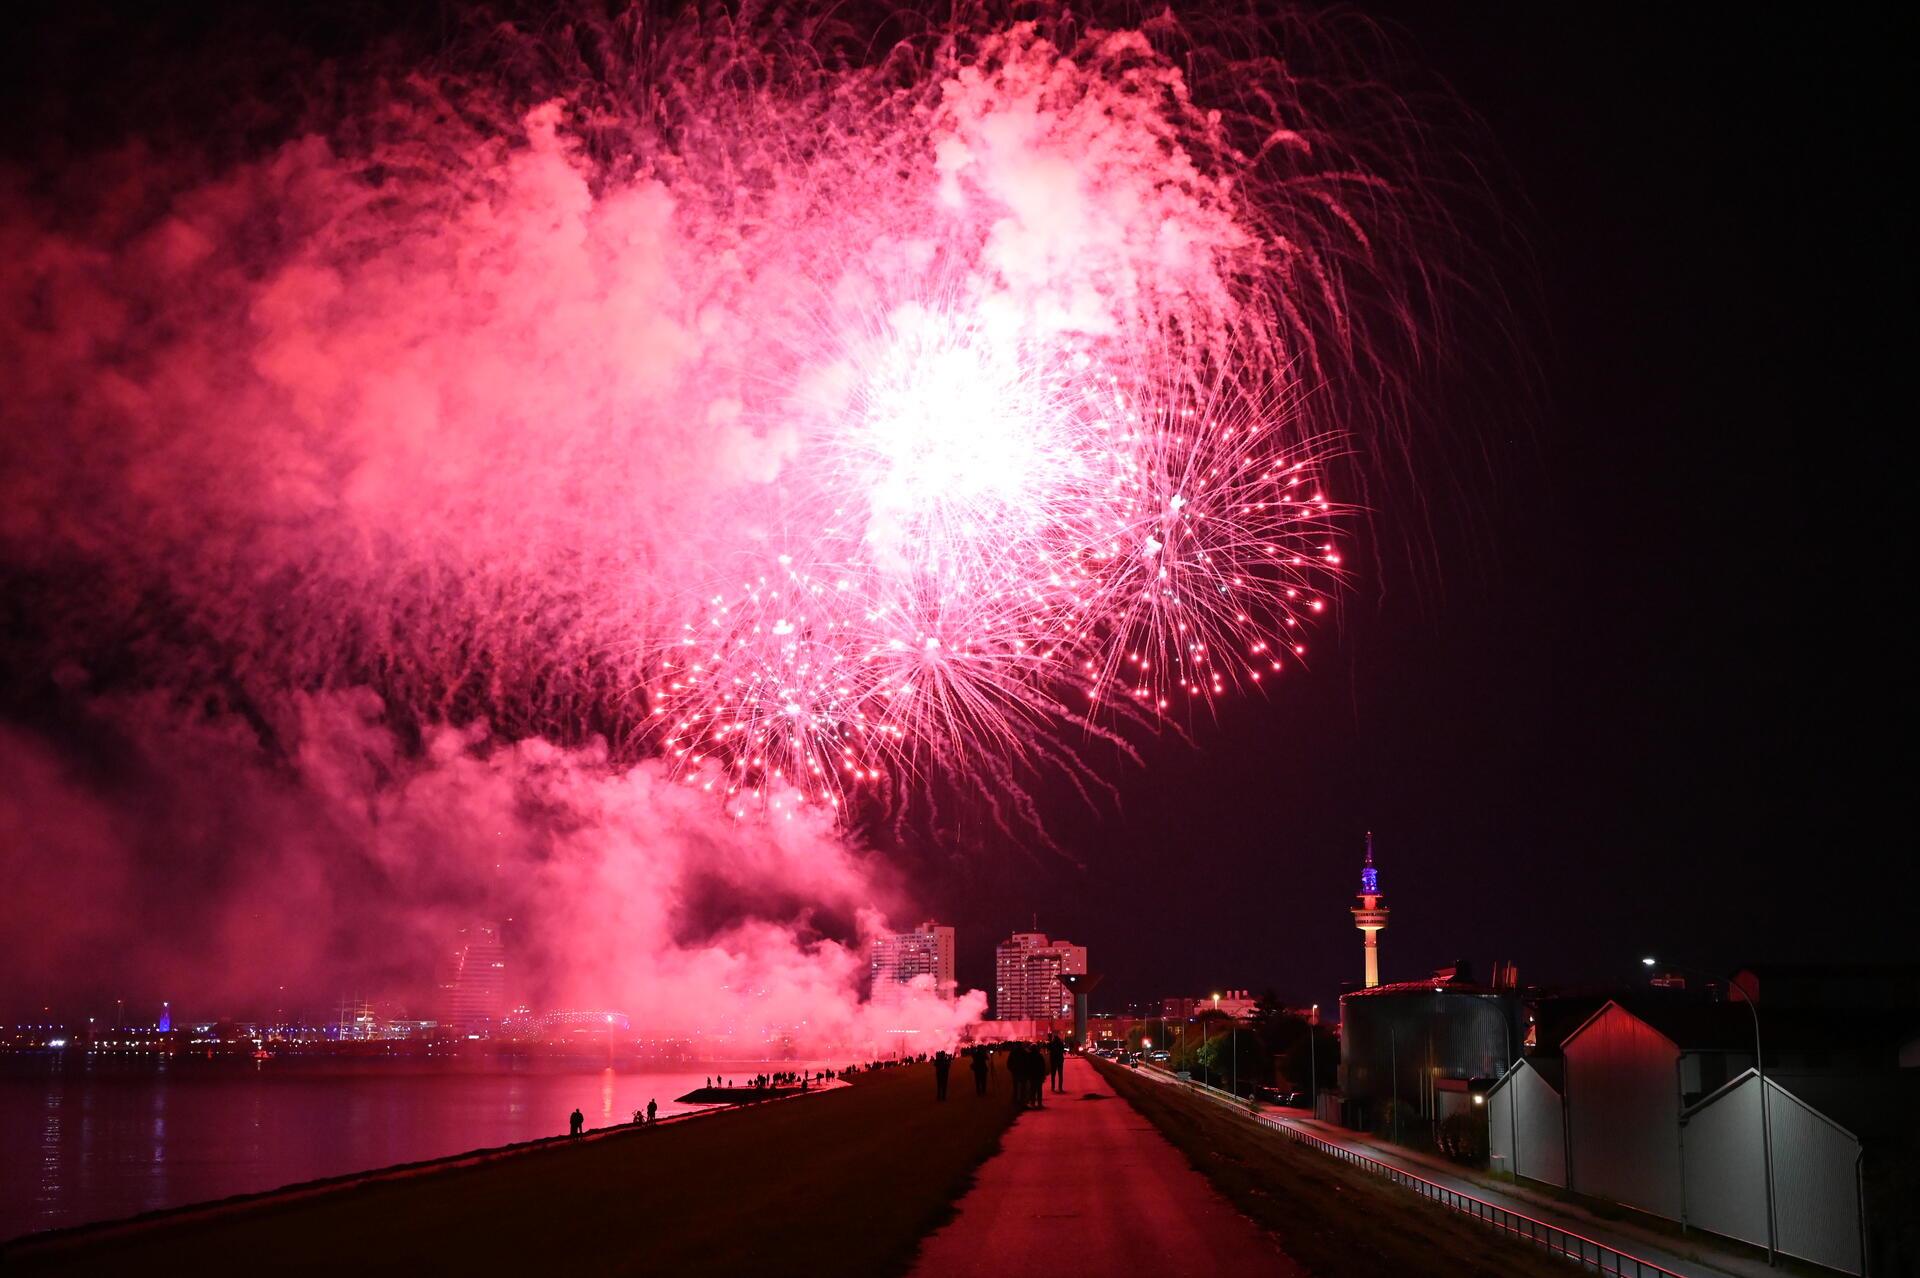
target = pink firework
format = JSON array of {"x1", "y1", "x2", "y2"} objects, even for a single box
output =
[
  {"x1": 649, "y1": 317, "x2": 1343, "y2": 811},
  {"x1": 607, "y1": 8, "x2": 1451, "y2": 818},
  {"x1": 1, "y1": 4, "x2": 1472, "y2": 830}
]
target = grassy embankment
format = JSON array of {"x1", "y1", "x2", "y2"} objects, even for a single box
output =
[
  {"x1": 5, "y1": 1063, "x2": 1012, "y2": 1276},
  {"x1": 1096, "y1": 1060, "x2": 1580, "y2": 1278}
]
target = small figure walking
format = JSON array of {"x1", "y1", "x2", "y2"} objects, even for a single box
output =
[
  {"x1": 568, "y1": 1107, "x2": 584, "y2": 1137},
  {"x1": 1047, "y1": 1033, "x2": 1066, "y2": 1093},
  {"x1": 971, "y1": 1044, "x2": 990, "y2": 1096},
  {"x1": 933, "y1": 1050, "x2": 952, "y2": 1101}
]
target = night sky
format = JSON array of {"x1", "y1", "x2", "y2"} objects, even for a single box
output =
[
  {"x1": 917, "y1": 4, "x2": 1912, "y2": 1011},
  {"x1": 3, "y1": 4, "x2": 1909, "y2": 1021}
]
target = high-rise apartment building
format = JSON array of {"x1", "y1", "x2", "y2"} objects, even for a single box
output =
[
  {"x1": 440, "y1": 921, "x2": 509, "y2": 1033},
  {"x1": 993, "y1": 931, "x2": 1087, "y2": 1020},
  {"x1": 869, "y1": 921, "x2": 956, "y2": 1005}
]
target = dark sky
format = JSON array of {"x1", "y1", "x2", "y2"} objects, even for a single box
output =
[
  {"x1": 3, "y1": 4, "x2": 1909, "y2": 1019},
  {"x1": 920, "y1": 4, "x2": 1913, "y2": 1011}
]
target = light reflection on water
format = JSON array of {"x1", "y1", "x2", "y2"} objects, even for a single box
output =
[{"x1": 1, "y1": 1057, "x2": 824, "y2": 1241}]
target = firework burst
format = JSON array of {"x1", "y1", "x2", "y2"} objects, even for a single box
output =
[
  {"x1": 648, "y1": 313, "x2": 1344, "y2": 814},
  {"x1": 2, "y1": 3, "x2": 1476, "y2": 834}
]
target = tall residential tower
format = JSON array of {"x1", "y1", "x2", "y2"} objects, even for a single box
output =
[
  {"x1": 993, "y1": 931, "x2": 1087, "y2": 1020},
  {"x1": 868, "y1": 921, "x2": 957, "y2": 1005},
  {"x1": 1350, "y1": 833, "x2": 1389, "y2": 988}
]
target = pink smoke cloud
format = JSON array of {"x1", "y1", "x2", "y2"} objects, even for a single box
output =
[{"x1": 0, "y1": 7, "x2": 1458, "y2": 1041}]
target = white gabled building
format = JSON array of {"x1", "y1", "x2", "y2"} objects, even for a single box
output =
[
  {"x1": 1680, "y1": 1068, "x2": 1918, "y2": 1277},
  {"x1": 1485, "y1": 1057, "x2": 1567, "y2": 1188},
  {"x1": 1534, "y1": 997, "x2": 1912, "y2": 1276},
  {"x1": 1561, "y1": 999, "x2": 1757, "y2": 1220}
]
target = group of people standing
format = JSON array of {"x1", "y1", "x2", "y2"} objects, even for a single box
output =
[
  {"x1": 930, "y1": 1034, "x2": 1066, "y2": 1108},
  {"x1": 567, "y1": 1097, "x2": 658, "y2": 1137},
  {"x1": 704, "y1": 1069, "x2": 827, "y2": 1090}
]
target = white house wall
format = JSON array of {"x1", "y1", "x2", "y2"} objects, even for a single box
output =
[
  {"x1": 1766, "y1": 1083, "x2": 1864, "y2": 1276},
  {"x1": 1489, "y1": 1063, "x2": 1567, "y2": 1188},
  {"x1": 1682, "y1": 1073, "x2": 1864, "y2": 1276},
  {"x1": 1564, "y1": 1004, "x2": 1684, "y2": 1219},
  {"x1": 1681, "y1": 1075, "x2": 1770, "y2": 1250}
]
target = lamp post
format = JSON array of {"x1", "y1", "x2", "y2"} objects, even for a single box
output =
[
  {"x1": 1498, "y1": 1005, "x2": 1518, "y2": 1180},
  {"x1": 1210, "y1": 993, "x2": 1221, "y2": 1091},
  {"x1": 1644, "y1": 957, "x2": 1775, "y2": 1267},
  {"x1": 1308, "y1": 1004, "x2": 1318, "y2": 1119}
]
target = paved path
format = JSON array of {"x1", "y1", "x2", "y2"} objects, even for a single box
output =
[
  {"x1": 910, "y1": 1057, "x2": 1301, "y2": 1276},
  {"x1": 1131, "y1": 1067, "x2": 1769, "y2": 1278}
]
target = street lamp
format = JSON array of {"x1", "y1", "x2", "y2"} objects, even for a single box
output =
[
  {"x1": 1497, "y1": 1006, "x2": 1518, "y2": 1181},
  {"x1": 1210, "y1": 994, "x2": 1221, "y2": 1092},
  {"x1": 1308, "y1": 1004, "x2": 1318, "y2": 1119},
  {"x1": 1644, "y1": 957, "x2": 1775, "y2": 1267}
]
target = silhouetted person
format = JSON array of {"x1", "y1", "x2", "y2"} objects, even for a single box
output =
[
  {"x1": 647, "y1": 1099, "x2": 658, "y2": 1124},
  {"x1": 569, "y1": 1107, "x2": 584, "y2": 1137},
  {"x1": 971, "y1": 1044, "x2": 989, "y2": 1095},
  {"x1": 1011, "y1": 1044, "x2": 1041, "y2": 1109},
  {"x1": 1048, "y1": 1034, "x2": 1066, "y2": 1093},
  {"x1": 933, "y1": 1050, "x2": 952, "y2": 1101}
]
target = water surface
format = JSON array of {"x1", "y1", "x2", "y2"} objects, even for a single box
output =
[{"x1": 1, "y1": 1056, "x2": 823, "y2": 1240}]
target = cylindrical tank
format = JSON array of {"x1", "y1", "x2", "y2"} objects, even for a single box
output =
[{"x1": 1339, "y1": 983, "x2": 1520, "y2": 1120}]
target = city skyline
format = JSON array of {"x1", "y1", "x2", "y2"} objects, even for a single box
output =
[
  {"x1": 0, "y1": 2, "x2": 1908, "y2": 1271},
  {"x1": 0, "y1": 0, "x2": 1906, "y2": 1073}
]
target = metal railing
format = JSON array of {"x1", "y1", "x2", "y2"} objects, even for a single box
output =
[
  {"x1": 1273, "y1": 1121, "x2": 1685, "y2": 1278},
  {"x1": 1117, "y1": 1062, "x2": 1686, "y2": 1278}
]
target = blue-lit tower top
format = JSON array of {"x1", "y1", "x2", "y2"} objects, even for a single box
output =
[{"x1": 1360, "y1": 832, "x2": 1380, "y2": 895}]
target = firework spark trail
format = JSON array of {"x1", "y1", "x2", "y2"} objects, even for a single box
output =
[
  {"x1": 649, "y1": 338, "x2": 1345, "y2": 815},
  {"x1": 2, "y1": 4, "x2": 1457, "y2": 828},
  {"x1": 615, "y1": 14, "x2": 1408, "y2": 818},
  {"x1": 0, "y1": 1, "x2": 1482, "y2": 1042}
]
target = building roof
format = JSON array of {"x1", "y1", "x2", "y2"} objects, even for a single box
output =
[
  {"x1": 1611, "y1": 1000, "x2": 1760, "y2": 1052},
  {"x1": 1562, "y1": 996, "x2": 1916, "y2": 1058},
  {"x1": 1558, "y1": 998, "x2": 1754, "y2": 1053},
  {"x1": 1526, "y1": 995, "x2": 1611, "y2": 1059},
  {"x1": 1684, "y1": 1068, "x2": 1920, "y2": 1147},
  {"x1": 1341, "y1": 979, "x2": 1510, "y2": 1000},
  {"x1": 1489, "y1": 1055, "x2": 1564, "y2": 1096},
  {"x1": 1766, "y1": 1070, "x2": 1920, "y2": 1146},
  {"x1": 1735, "y1": 964, "x2": 1920, "y2": 1011}
]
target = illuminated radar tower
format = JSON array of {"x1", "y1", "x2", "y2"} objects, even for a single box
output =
[{"x1": 1351, "y1": 833, "x2": 1389, "y2": 988}]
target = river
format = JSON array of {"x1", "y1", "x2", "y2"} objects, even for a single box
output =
[{"x1": 0, "y1": 1055, "x2": 830, "y2": 1241}]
